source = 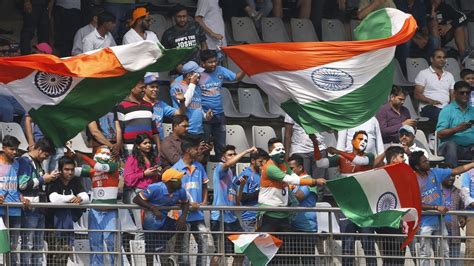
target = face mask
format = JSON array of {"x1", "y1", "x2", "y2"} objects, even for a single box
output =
[
  {"x1": 269, "y1": 143, "x2": 285, "y2": 163},
  {"x1": 94, "y1": 146, "x2": 111, "y2": 162}
]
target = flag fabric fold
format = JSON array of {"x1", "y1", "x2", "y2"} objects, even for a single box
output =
[
  {"x1": 0, "y1": 41, "x2": 192, "y2": 147},
  {"x1": 0, "y1": 217, "x2": 10, "y2": 253},
  {"x1": 326, "y1": 163, "x2": 422, "y2": 248},
  {"x1": 222, "y1": 8, "x2": 417, "y2": 133},
  {"x1": 228, "y1": 233, "x2": 282, "y2": 266}
]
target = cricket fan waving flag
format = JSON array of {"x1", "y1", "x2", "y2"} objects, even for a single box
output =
[
  {"x1": 0, "y1": 41, "x2": 192, "y2": 147},
  {"x1": 222, "y1": 8, "x2": 417, "y2": 133}
]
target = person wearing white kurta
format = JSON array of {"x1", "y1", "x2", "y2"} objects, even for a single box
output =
[
  {"x1": 336, "y1": 117, "x2": 385, "y2": 155},
  {"x1": 122, "y1": 28, "x2": 159, "y2": 44}
]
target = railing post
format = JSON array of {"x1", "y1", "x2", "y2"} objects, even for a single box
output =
[
  {"x1": 220, "y1": 209, "x2": 225, "y2": 266},
  {"x1": 327, "y1": 210, "x2": 334, "y2": 265},
  {"x1": 116, "y1": 208, "x2": 122, "y2": 265},
  {"x1": 440, "y1": 214, "x2": 445, "y2": 265}
]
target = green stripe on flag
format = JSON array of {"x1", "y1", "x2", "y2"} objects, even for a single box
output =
[
  {"x1": 327, "y1": 176, "x2": 407, "y2": 228},
  {"x1": 30, "y1": 47, "x2": 193, "y2": 147},
  {"x1": 242, "y1": 242, "x2": 272, "y2": 266},
  {"x1": 282, "y1": 61, "x2": 393, "y2": 133},
  {"x1": 0, "y1": 229, "x2": 10, "y2": 253},
  {"x1": 354, "y1": 8, "x2": 392, "y2": 41}
]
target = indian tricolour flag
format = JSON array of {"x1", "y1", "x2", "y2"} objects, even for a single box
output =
[
  {"x1": 228, "y1": 233, "x2": 282, "y2": 266},
  {"x1": 0, "y1": 217, "x2": 10, "y2": 253},
  {"x1": 0, "y1": 41, "x2": 191, "y2": 147},
  {"x1": 326, "y1": 163, "x2": 422, "y2": 248},
  {"x1": 223, "y1": 8, "x2": 417, "y2": 133}
]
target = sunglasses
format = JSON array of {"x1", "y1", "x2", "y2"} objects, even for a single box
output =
[{"x1": 458, "y1": 91, "x2": 471, "y2": 95}]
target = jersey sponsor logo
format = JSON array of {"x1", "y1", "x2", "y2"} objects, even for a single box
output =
[
  {"x1": 311, "y1": 67, "x2": 353, "y2": 92},
  {"x1": 35, "y1": 72, "x2": 73, "y2": 97}
]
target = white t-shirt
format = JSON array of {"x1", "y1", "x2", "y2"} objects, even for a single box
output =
[
  {"x1": 122, "y1": 28, "x2": 159, "y2": 45},
  {"x1": 403, "y1": 143, "x2": 429, "y2": 163},
  {"x1": 72, "y1": 24, "x2": 95, "y2": 55},
  {"x1": 196, "y1": 0, "x2": 227, "y2": 49},
  {"x1": 414, "y1": 66, "x2": 455, "y2": 111},
  {"x1": 82, "y1": 29, "x2": 117, "y2": 52},
  {"x1": 284, "y1": 114, "x2": 326, "y2": 154},
  {"x1": 336, "y1": 117, "x2": 385, "y2": 155}
]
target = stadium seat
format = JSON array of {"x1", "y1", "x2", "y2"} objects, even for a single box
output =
[
  {"x1": 468, "y1": 23, "x2": 474, "y2": 49},
  {"x1": 349, "y1": 20, "x2": 361, "y2": 39},
  {"x1": 231, "y1": 17, "x2": 262, "y2": 44},
  {"x1": 252, "y1": 126, "x2": 276, "y2": 152},
  {"x1": 70, "y1": 133, "x2": 92, "y2": 153},
  {"x1": 238, "y1": 88, "x2": 280, "y2": 118},
  {"x1": 162, "y1": 123, "x2": 172, "y2": 138},
  {"x1": 404, "y1": 94, "x2": 429, "y2": 122},
  {"x1": 0, "y1": 122, "x2": 28, "y2": 151},
  {"x1": 321, "y1": 19, "x2": 348, "y2": 41},
  {"x1": 206, "y1": 161, "x2": 219, "y2": 190},
  {"x1": 290, "y1": 18, "x2": 318, "y2": 42},
  {"x1": 148, "y1": 14, "x2": 170, "y2": 39},
  {"x1": 226, "y1": 124, "x2": 251, "y2": 153},
  {"x1": 445, "y1": 58, "x2": 461, "y2": 81},
  {"x1": 268, "y1": 97, "x2": 286, "y2": 117},
  {"x1": 130, "y1": 240, "x2": 147, "y2": 266},
  {"x1": 73, "y1": 239, "x2": 91, "y2": 265},
  {"x1": 225, "y1": 57, "x2": 255, "y2": 84},
  {"x1": 393, "y1": 59, "x2": 415, "y2": 86},
  {"x1": 261, "y1": 17, "x2": 290, "y2": 43},
  {"x1": 415, "y1": 129, "x2": 444, "y2": 162},
  {"x1": 465, "y1": 57, "x2": 474, "y2": 70},
  {"x1": 406, "y1": 58, "x2": 429, "y2": 83},
  {"x1": 236, "y1": 162, "x2": 250, "y2": 175},
  {"x1": 222, "y1": 87, "x2": 250, "y2": 118},
  {"x1": 315, "y1": 202, "x2": 340, "y2": 233}
]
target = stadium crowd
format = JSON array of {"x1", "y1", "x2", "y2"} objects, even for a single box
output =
[{"x1": 1, "y1": 0, "x2": 474, "y2": 265}]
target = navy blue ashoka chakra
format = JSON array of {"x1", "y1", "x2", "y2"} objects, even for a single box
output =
[
  {"x1": 34, "y1": 72, "x2": 73, "y2": 98},
  {"x1": 311, "y1": 67, "x2": 354, "y2": 91}
]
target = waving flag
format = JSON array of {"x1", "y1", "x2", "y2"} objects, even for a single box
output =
[
  {"x1": 223, "y1": 8, "x2": 417, "y2": 133},
  {"x1": 326, "y1": 163, "x2": 421, "y2": 248},
  {"x1": 228, "y1": 233, "x2": 282, "y2": 266},
  {"x1": 0, "y1": 217, "x2": 10, "y2": 253},
  {"x1": 0, "y1": 41, "x2": 192, "y2": 147}
]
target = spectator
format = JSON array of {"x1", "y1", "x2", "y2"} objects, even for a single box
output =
[
  {"x1": 409, "y1": 151, "x2": 474, "y2": 265},
  {"x1": 313, "y1": 131, "x2": 377, "y2": 265},
  {"x1": 272, "y1": 0, "x2": 312, "y2": 18},
  {"x1": 460, "y1": 68, "x2": 474, "y2": 108},
  {"x1": 394, "y1": 0, "x2": 435, "y2": 75},
  {"x1": 427, "y1": 0, "x2": 468, "y2": 59},
  {"x1": 0, "y1": 135, "x2": 24, "y2": 266},
  {"x1": 195, "y1": 0, "x2": 227, "y2": 50},
  {"x1": 86, "y1": 110, "x2": 121, "y2": 160},
  {"x1": 357, "y1": 0, "x2": 395, "y2": 19},
  {"x1": 170, "y1": 61, "x2": 210, "y2": 136},
  {"x1": 257, "y1": 138, "x2": 319, "y2": 264},
  {"x1": 160, "y1": 115, "x2": 189, "y2": 169},
  {"x1": 414, "y1": 48, "x2": 455, "y2": 124},
  {"x1": 247, "y1": 0, "x2": 273, "y2": 19},
  {"x1": 210, "y1": 145, "x2": 257, "y2": 265},
  {"x1": 336, "y1": 117, "x2": 385, "y2": 155},
  {"x1": 72, "y1": 6, "x2": 103, "y2": 55},
  {"x1": 441, "y1": 174, "x2": 465, "y2": 265},
  {"x1": 288, "y1": 154, "x2": 325, "y2": 265},
  {"x1": 436, "y1": 81, "x2": 474, "y2": 167},
  {"x1": 18, "y1": 137, "x2": 60, "y2": 265},
  {"x1": 218, "y1": 0, "x2": 262, "y2": 21},
  {"x1": 124, "y1": 134, "x2": 161, "y2": 240},
  {"x1": 460, "y1": 169, "x2": 474, "y2": 263},
  {"x1": 75, "y1": 146, "x2": 120, "y2": 265},
  {"x1": 47, "y1": 156, "x2": 89, "y2": 265},
  {"x1": 82, "y1": 11, "x2": 117, "y2": 52},
  {"x1": 398, "y1": 125, "x2": 429, "y2": 162},
  {"x1": 52, "y1": 0, "x2": 82, "y2": 57},
  {"x1": 376, "y1": 86, "x2": 415, "y2": 144},
  {"x1": 142, "y1": 72, "x2": 185, "y2": 141},
  {"x1": 171, "y1": 138, "x2": 210, "y2": 266},
  {"x1": 103, "y1": 0, "x2": 134, "y2": 42},
  {"x1": 236, "y1": 148, "x2": 269, "y2": 232},
  {"x1": 116, "y1": 79, "x2": 160, "y2": 155},
  {"x1": 133, "y1": 168, "x2": 189, "y2": 266},
  {"x1": 161, "y1": 4, "x2": 208, "y2": 76},
  {"x1": 0, "y1": 95, "x2": 25, "y2": 123},
  {"x1": 122, "y1": 7, "x2": 159, "y2": 45},
  {"x1": 199, "y1": 50, "x2": 244, "y2": 159},
  {"x1": 20, "y1": 0, "x2": 50, "y2": 55}
]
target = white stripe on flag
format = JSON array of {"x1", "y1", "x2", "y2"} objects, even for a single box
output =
[{"x1": 110, "y1": 41, "x2": 162, "y2": 71}]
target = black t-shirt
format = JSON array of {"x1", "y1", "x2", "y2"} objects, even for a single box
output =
[
  {"x1": 161, "y1": 21, "x2": 207, "y2": 65},
  {"x1": 428, "y1": 3, "x2": 467, "y2": 28},
  {"x1": 47, "y1": 177, "x2": 86, "y2": 222}
]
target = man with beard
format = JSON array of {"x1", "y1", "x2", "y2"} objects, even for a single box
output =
[
  {"x1": 122, "y1": 7, "x2": 159, "y2": 45},
  {"x1": 398, "y1": 125, "x2": 429, "y2": 162},
  {"x1": 312, "y1": 130, "x2": 377, "y2": 266}
]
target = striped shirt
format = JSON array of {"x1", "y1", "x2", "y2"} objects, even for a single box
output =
[{"x1": 116, "y1": 98, "x2": 158, "y2": 144}]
